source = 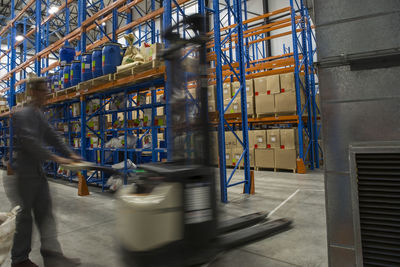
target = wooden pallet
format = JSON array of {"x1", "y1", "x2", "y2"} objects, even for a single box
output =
[
  {"x1": 254, "y1": 167, "x2": 296, "y2": 173},
  {"x1": 92, "y1": 74, "x2": 114, "y2": 87},
  {"x1": 55, "y1": 86, "x2": 77, "y2": 97},
  {"x1": 256, "y1": 113, "x2": 276, "y2": 118},
  {"x1": 115, "y1": 60, "x2": 163, "y2": 80},
  {"x1": 77, "y1": 80, "x2": 92, "y2": 91}
]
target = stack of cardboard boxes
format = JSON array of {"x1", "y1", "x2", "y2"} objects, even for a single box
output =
[
  {"x1": 210, "y1": 127, "x2": 298, "y2": 171},
  {"x1": 254, "y1": 128, "x2": 297, "y2": 171},
  {"x1": 254, "y1": 75, "x2": 280, "y2": 116}
]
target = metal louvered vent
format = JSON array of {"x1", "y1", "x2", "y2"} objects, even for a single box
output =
[{"x1": 355, "y1": 153, "x2": 400, "y2": 267}]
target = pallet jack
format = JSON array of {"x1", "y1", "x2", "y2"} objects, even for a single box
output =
[{"x1": 111, "y1": 14, "x2": 293, "y2": 267}]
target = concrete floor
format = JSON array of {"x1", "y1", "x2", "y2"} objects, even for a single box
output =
[{"x1": 0, "y1": 169, "x2": 327, "y2": 267}]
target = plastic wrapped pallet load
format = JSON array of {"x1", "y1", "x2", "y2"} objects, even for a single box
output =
[{"x1": 0, "y1": 206, "x2": 20, "y2": 266}]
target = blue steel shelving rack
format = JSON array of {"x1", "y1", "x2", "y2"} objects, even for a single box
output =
[
  {"x1": 0, "y1": 0, "x2": 193, "y2": 189},
  {"x1": 0, "y1": 0, "x2": 318, "y2": 202},
  {"x1": 209, "y1": 0, "x2": 319, "y2": 202}
]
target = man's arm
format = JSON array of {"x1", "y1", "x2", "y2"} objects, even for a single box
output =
[{"x1": 39, "y1": 112, "x2": 76, "y2": 159}]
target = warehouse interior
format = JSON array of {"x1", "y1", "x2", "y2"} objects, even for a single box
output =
[{"x1": 0, "y1": 0, "x2": 399, "y2": 266}]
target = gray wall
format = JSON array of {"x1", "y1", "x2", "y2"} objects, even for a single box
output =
[{"x1": 314, "y1": 1, "x2": 400, "y2": 266}]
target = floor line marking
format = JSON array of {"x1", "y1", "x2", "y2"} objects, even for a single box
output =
[{"x1": 268, "y1": 188, "x2": 300, "y2": 218}]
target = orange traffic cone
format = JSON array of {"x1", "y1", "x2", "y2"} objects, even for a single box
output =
[
  {"x1": 78, "y1": 172, "x2": 90, "y2": 196},
  {"x1": 296, "y1": 158, "x2": 307, "y2": 174}
]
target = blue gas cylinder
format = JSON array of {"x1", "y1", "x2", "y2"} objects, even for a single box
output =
[
  {"x1": 63, "y1": 64, "x2": 71, "y2": 89},
  {"x1": 53, "y1": 72, "x2": 59, "y2": 91},
  {"x1": 102, "y1": 42, "x2": 122, "y2": 75},
  {"x1": 59, "y1": 46, "x2": 75, "y2": 65},
  {"x1": 81, "y1": 52, "x2": 93, "y2": 81},
  {"x1": 91, "y1": 48, "x2": 103, "y2": 78},
  {"x1": 58, "y1": 67, "x2": 64, "y2": 89},
  {"x1": 70, "y1": 60, "x2": 81, "y2": 86}
]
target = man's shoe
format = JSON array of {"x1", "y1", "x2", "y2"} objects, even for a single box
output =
[
  {"x1": 11, "y1": 259, "x2": 39, "y2": 267},
  {"x1": 41, "y1": 250, "x2": 81, "y2": 267}
]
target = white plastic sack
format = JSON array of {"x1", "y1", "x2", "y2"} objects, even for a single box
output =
[{"x1": 0, "y1": 206, "x2": 20, "y2": 266}]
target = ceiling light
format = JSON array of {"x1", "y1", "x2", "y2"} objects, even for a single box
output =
[
  {"x1": 49, "y1": 6, "x2": 59, "y2": 14},
  {"x1": 102, "y1": 22, "x2": 106, "y2": 26},
  {"x1": 15, "y1": 35, "x2": 24, "y2": 42}
]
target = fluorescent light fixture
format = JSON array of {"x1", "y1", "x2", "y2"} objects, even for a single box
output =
[
  {"x1": 15, "y1": 35, "x2": 24, "y2": 42},
  {"x1": 102, "y1": 22, "x2": 106, "y2": 26},
  {"x1": 49, "y1": 6, "x2": 59, "y2": 14}
]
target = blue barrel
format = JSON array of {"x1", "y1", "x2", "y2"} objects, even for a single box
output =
[
  {"x1": 58, "y1": 67, "x2": 64, "y2": 89},
  {"x1": 70, "y1": 60, "x2": 81, "y2": 86},
  {"x1": 46, "y1": 74, "x2": 54, "y2": 91},
  {"x1": 53, "y1": 72, "x2": 59, "y2": 91},
  {"x1": 63, "y1": 64, "x2": 71, "y2": 89},
  {"x1": 92, "y1": 48, "x2": 103, "y2": 78},
  {"x1": 81, "y1": 52, "x2": 92, "y2": 81},
  {"x1": 59, "y1": 46, "x2": 75, "y2": 66},
  {"x1": 102, "y1": 42, "x2": 122, "y2": 75}
]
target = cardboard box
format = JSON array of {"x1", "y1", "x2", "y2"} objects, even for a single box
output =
[
  {"x1": 231, "y1": 81, "x2": 239, "y2": 97},
  {"x1": 255, "y1": 149, "x2": 275, "y2": 168},
  {"x1": 248, "y1": 130, "x2": 255, "y2": 149},
  {"x1": 255, "y1": 93, "x2": 274, "y2": 115},
  {"x1": 275, "y1": 149, "x2": 297, "y2": 170},
  {"x1": 246, "y1": 97, "x2": 254, "y2": 116},
  {"x1": 208, "y1": 100, "x2": 216, "y2": 112},
  {"x1": 156, "y1": 93, "x2": 165, "y2": 103},
  {"x1": 253, "y1": 130, "x2": 267, "y2": 149},
  {"x1": 232, "y1": 148, "x2": 255, "y2": 167},
  {"x1": 246, "y1": 79, "x2": 254, "y2": 97},
  {"x1": 225, "y1": 131, "x2": 237, "y2": 148},
  {"x1": 224, "y1": 98, "x2": 241, "y2": 114},
  {"x1": 232, "y1": 80, "x2": 254, "y2": 97},
  {"x1": 208, "y1": 85, "x2": 216, "y2": 101},
  {"x1": 279, "y1": 73, "x2": 295, "y2": 92},
  {"x1": 225, "y1": 149, "x2": 232, "y2": 166},
  {"x1": 223, "y1": 83, "x2": 231, "y2": 100},
  {"x1": 146, "y1": 94, "x2": 152, "y2": 104},
  {"x1": 267, "y1": 129, "x2": 280, "y2": 148},
  {"x1": 280, "y1": 128, "x2": 296, "y2": 149},
  {"x1": 232, "y1": 98, "x2": 241, "y2": 114},
  {"x1": 157, "y1": 107, "x2": 164, "y2": 116},
  {"x1": 266, "y1": 74, "x2": 280, "y2": 94},
  {"x1": 254, "y1": 77, "x2": 267, "y2": 94},
  {"x1": 275, "y1": 91, "x2": 297, "y2": 114}
]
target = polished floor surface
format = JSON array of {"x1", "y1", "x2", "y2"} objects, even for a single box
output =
[{"x1": 1, "y1": 169, "x2": 327, "y2": 267}]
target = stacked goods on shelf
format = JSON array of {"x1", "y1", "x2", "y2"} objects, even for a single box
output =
[
  {"x1": 0, "y1": 97, "x2": 7, "y2": 112},
  {"x1": 276, "y1": 128, "x2": 297, "y2": 171},
  {"x1": 254, "y1": 75, "x2": 279, "y2": 117},
  {"x1": 207, "y1": 85, "x2": 216, "y2": 112},
  {"x1": 254, "y1": 128, "x2": 297, "y2": 171},
  {"x1": 254, "y1": 129, "x2": 274, "y2": 169},
  {"x1": 251, "y1": 72, "x2": 307, "y2": 117},
  {"x1": 211, "y1": 127, "x2": 299, "y2": 171},
  {"x1": 275, "y1": 73, "x2": 302, "y2": 115},
  {"x1": 140, "y1": 43, "x2": 163, "y2": 63}
]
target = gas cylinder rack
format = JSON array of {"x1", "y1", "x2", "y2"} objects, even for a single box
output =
[{"x1": 0, "y1": 0, "x2": 201, "y2": 189}]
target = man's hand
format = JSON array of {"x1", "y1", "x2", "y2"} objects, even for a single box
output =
[{"x1": 52, "y1": 155, "x2": 75, "y2": 165}]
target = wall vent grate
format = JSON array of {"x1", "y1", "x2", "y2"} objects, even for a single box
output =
[{"x1": 356, "y1": 153, "x2": 400, "y2": 266}]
